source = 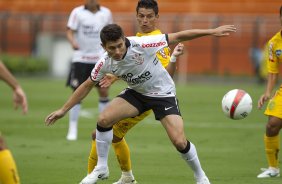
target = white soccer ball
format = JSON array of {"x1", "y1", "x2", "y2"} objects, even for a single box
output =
[{"x1": 221, "y1": 89, "x2": 253, "y2": 120}]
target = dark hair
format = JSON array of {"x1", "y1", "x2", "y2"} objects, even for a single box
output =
[
  {"x1": 100, "y1": 24, "x2": 125, "y2": 45},
  {"x1": 136, "y1": 0, "x2": 159, "y2": 15},
  {"x1": 280, "y1": 5, "x2": 282, "y2": 16}
]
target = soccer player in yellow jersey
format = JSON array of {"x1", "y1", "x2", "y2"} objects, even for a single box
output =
[
  {"x1": 257, "y1": 5, "x2": 282, "y2": 178},
  {"x1": 86, "y1": 0, "x2": 184, "y2": 183},
  {"x1": 0, "y1": 60, "x2": 28, "y2": 184}
]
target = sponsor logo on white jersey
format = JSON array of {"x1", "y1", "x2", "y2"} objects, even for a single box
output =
[
  {"x1": 120, "y1": 71, "x2": 152, "y2": 85},
  {"x1": 142, "y1": 42, "x2": 166, "y2": 48},
  {"x1": 91, "y1": 62, "x2": 104, "y2": 80}
]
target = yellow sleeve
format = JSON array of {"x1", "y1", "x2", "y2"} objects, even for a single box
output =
[
  {"x1": 156, "y1": 47, "x2": 171, "y2": 68},
  {"x1": 259, "y1": 45, "x2": 268, "y2": 79},
  {"x1": 267, "y1": 41, "x2": 279, "y2": 74}
]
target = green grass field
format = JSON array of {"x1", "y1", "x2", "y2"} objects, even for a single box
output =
[{"x1": 0, "y1": 77, "x2": 281, "y2": 184}]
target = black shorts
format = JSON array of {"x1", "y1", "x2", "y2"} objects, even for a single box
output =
[
  {"x1": 117, "y1": 88, "x2": 181, "y2": 120},
  {"x1": 66, "y1": 62, "x2": 96, "y2": 90}
]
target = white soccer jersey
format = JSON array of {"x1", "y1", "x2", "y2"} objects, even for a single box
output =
[
  {"x1": 91, "y1": 34, "x2": 176, "y2": 97},
  {"x1": 67, "y1": 5, "x2": 113, "y2": 64}
]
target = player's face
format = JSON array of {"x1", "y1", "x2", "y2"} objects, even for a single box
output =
[
  {"x1": 102, "y1": 38, "x2": 127, "y2": 61},
  {"x1": 136, "y1": 8, "x2": 159, "y2": 33}
]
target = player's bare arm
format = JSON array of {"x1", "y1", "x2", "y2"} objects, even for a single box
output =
[
  {"x1": 168, "y1": 25, "x2": 236, "y2": 45},
  {"x1": 45, "y1": 78, "x2": 97, "y2": 125},
  {"x1": 0, "y1": 61, "x2": 28, "y2": 114},
  {"x1": 66, "y1": 28, "x2": 79, "y2": 50},
  {"x1": 258, "y1": 73, "x2": 278, "y2": 109}
]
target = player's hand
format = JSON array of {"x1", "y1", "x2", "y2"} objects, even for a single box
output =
[
  {"x1": 13, "y1": 86, "x2": 28, "y2": 114},
  {"x1": 171, "y1": 43, "x2": 184, "y2": 57},
  {"x1": 72, "y1": 42, "x2": 79, "y2": 50},
  {"x1": 258, "y1": 94, "x2": 270, "y2": 109},
  {"x1": 45, "y1": 109, "x2": 66, "y2": 126},
  {"x1": 213, "y1": 25, "x2": 237, "y2": 37},
  {"x1": 99, "y1": 74, "x2": 118, "y2": 88}
]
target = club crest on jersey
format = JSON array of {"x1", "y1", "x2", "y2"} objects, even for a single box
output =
[
  {"x1": 132, "y1": 53, "x2": 144, "y2": 65},
  {"x1": 157, "y1": 49, "x2": 168, "y2": 59},
  {"x1": 276, "y1": 49, "x2": 282, "y2": 57}
]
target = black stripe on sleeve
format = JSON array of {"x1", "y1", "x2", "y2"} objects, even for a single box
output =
[{"x1": 165, "y1": 34, "x2": 169, "y2": 44}]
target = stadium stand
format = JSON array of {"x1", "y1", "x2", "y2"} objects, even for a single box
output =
[{"x1": 0, "y1": 0, "x2": 281, "y2": 75}]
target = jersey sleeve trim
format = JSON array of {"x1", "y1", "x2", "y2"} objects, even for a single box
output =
[{"x1": 165, "y1": 34, "x2": 169, "y2": 44}]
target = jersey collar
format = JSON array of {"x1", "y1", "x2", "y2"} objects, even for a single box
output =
[
  {"x1": 84, "y1": 4, "x2": 100, "y2": 12},
  {"x1": 122, "y1": 38, "x2": 131, "y2": 60},
  {"x1": 136, "y1": 29, "x2": 162, "y2": 37}
]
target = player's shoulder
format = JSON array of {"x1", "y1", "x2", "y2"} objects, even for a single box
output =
[
  {"x1": 100, "y1": 6, "x2": 112, "y2": 14},
  {"x1": 127, "y1": 35, "x2": 167, "y2": 52},
  {"x1": 128, "y1": 34, "x2": 164, "y2": 41},
  {"x1": 126, "y1": 36, "x2": 143, "y2": 46},
  {"x1": 101, "y1": 52, "x2": 113, "y2": 65},
  {"x1": 93, "y1": 55, "x2": 108, "y2": 73},
  {"x1": 149, "y1": 29, "x2": 163, "y2": 35},
  {"x1": 69, "y1": 5, "x2": 86, "y2": 17},
  {"x1": 269, "y1": 31, "x2": 282, "y2": 44},
  {"x1": 126, "y1": 36, "x2": 149, "y2": 51},
  {"x1": 72, "y1": 5, "x2": 85, "y2": 13}
]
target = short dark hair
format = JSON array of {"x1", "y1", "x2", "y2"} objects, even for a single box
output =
[
  {"x1": 136, "y1": 0, "x2": 159, "y2": 15},
  {"x1": 280, "y1": 5, "x2": 282, "y2": 16},
  {"x1": 100, "y1": 24, "x2": 125, "y2": 45}
]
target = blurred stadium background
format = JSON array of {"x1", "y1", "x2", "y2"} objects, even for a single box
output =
[{"x1": 0, "y1": 0, "x2": 281, "y2": 79}]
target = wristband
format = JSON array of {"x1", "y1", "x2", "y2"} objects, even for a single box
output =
[{"x1": 170, "y1": 55, "x2": 177, "y2": 63}]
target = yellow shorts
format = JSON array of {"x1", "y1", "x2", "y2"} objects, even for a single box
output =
[
  {"x1": 113, "y1": 110, "x2": 152, "y2": 138},
  {"x1": 264, "y1": 89, "x2": 282, "y2": 119}
]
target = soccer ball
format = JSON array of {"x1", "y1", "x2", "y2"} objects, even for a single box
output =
[{"x1": 221, "y1": 89, "x2": 253, "y2": 120}]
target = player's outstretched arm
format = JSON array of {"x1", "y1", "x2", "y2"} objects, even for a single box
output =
[
  {"x1": 45, "y1": 78, "x2": 96, "y2": 125},
  {"x1": 168, "y1": 25, "x2": 237, "y2": 45},
  {"x1": 0, "y1": 61, "x2": 28, "y2": 114}
]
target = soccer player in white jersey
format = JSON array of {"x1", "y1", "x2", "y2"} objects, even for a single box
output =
[
  {"x1": 65, "y1": 0, "x2": 113, "y2": 140},
  {"x1": 87, "y1": 1, "x2": 184, "y2": 184},
  {"x1": 45, "y1": 23, "x2": 236, "y2": 184}
]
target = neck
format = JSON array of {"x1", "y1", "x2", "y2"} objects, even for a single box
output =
[{"x1": 86, "y1": 4, "x2": 99, "y2": 12}]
